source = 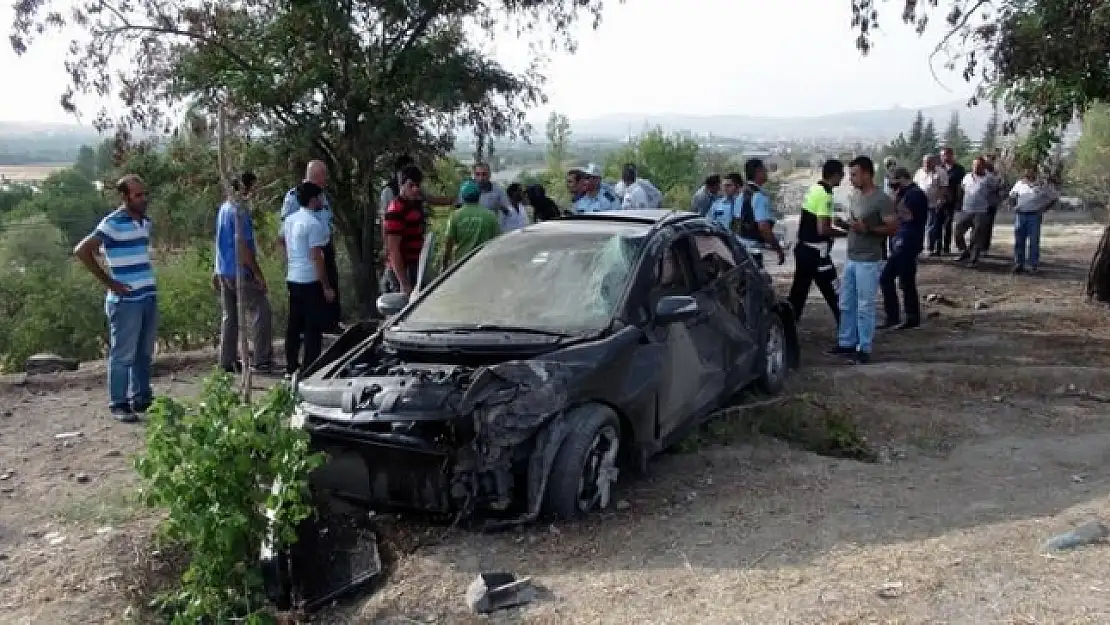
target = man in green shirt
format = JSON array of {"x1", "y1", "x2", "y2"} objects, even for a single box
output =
[{"x1": 442, "y1": 180, "x2": 501, "y2": 267}]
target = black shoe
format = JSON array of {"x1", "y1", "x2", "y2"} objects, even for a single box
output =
[
  {"x1": 850, "y1": 351, "x2": 871, "y2": 365},
  {"x1": 131, "y1": 399, "x2": 152, "y2": 414},
  {"x1": 1029, "y1": 265, "x2": 1039, "y2": 274},
  {"x1": 1012, "y1": 264, "x2": 1025, "y2": 274},
  {"x1": 827, "y1": 345, "x2": 856, "y2": 356},
  {"x1": 109, "y1": 405, "x2": 139, "y2": 423},
  {"x1": 955, "y1": 251, "x2": 971, "y2": 263},
  {"x1": 250, "y1": 362, "x2": 279, "y2": 376},
  {"x1": 877, "y1": 320, "x2": 900, "y2": 330},
  {"x1": 895, "y1": 320, "x2": 920, "y2": 330}
]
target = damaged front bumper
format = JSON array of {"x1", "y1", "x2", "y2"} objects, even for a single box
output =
[{"x1": 292, "y1": 359, "x2": 584, "y2": 529}]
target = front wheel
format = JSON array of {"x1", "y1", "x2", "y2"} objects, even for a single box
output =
[
  {"x1": 757, "y1": 313, "x2": 788, "y2": 394},
  {"x1": 542, "y1": 404, "x2": 621, "y2": 521}
]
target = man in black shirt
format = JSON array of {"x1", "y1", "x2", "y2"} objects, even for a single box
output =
[
  {"x1": 930, "y1": 147, "x2": 966, "y2": 256},
  {"x1": 879, "y1": 168, "x2": 929, "y2": 330}
]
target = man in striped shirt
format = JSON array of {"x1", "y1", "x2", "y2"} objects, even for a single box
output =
[
  {"x1": 383, "y1": 166, "x2": 428, "y2": 295},
  {"x1": 74, "y1": 174, "x2": 158, "y2": 422}
]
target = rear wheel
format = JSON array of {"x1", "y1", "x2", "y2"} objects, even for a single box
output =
[
  {"x1": 543, "y1": 404, "x2": 621, "y2": 520},
  {"x1": 757, "y1": 313, "x2": 787, "y2": 394}
]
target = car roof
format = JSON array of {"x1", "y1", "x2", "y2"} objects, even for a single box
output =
[
  {"x1": 517, "y1": 217, "x2": 653, "y2": 238},
  {"x1": 561, "y1": 209, "x2": 700, "y2": 226}
]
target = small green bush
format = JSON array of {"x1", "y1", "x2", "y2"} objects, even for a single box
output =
[{"x1": 135, "y1": 373, "x2": 325, "y2": 623}]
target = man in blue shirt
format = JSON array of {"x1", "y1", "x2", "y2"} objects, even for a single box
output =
[
  {"x1": 279, "y1": 181, "x2": 334, "y2": 377},
  {"x1": 73, "y1": 174, "x2": 158, "y2": 422},
  {"x1": 572, "y1": 166, "x2": 619, "y2": 213},
  {"x1": 281, "y1": 160, "x2": 342, "y2": 333},
  {"x1": 742, "y1": 159, "x2": 786, "y2": 266},
  {"x1": 879, "y1": 167, "x2": 929, "y2": 330},
  {"x1": 213, "y1": 171, "x2": 274, "y2": 375}
]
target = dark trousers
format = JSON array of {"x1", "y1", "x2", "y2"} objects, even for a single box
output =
[
  {"x1": 880, "y1": 243, "x2": 921, "y2": 324},
  {"x1": 322, "y1": 241, "x2": 341, "y2": 329},
  {"x1": 286, "y1": 281, "x2": 327, "y2": 374},
  {"x1": 787, "y1": 244, "x2": 839, "y2": 324},
  {"x1": 981, "y1": 205, "x2": 998, "y2": 252},
  {"x1": 927, "y1": 206, "x2": 956, "y2": 254}
]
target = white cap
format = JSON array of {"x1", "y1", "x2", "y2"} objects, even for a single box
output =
[{"x1": 584, "y1": 163, "x2": 602, "y2": 177}]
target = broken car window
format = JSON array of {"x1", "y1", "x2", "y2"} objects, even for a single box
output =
[{"x1": 398, "y1": 231, "x2": 645, "y2": 334}]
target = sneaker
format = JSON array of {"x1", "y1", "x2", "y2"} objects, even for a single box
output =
[
  {"x1": 895, "y1": 320, "x2": 920, "y2": 330},
  {"x1": 109, "y1": 405, "x2": 139, "y2": 423},
  {"x1": 826, "y1": 345, "x2": 856, "y2": 356},
  {"x1": 876, "y1": 320, "x2": 901, "y2": 330},
  {"x1": 850, "y1": 351, "x2": 872, "y2": 365}
]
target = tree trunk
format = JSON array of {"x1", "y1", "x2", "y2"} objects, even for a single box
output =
[
  {"x1": 1087, "y1": 223, "x2": 1110, "y2": 304},
  {"x1": 330, "y1": 177, "x2": 380, "y2": 319}
]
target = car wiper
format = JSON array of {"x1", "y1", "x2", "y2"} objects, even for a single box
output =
[{"x1": 410, "y1": 325, "x2": 571, "y2": 338}]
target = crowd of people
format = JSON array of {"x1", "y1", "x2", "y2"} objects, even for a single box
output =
[{"x1": 72, "y1": 148, "x2": 1062, "y2": 420}]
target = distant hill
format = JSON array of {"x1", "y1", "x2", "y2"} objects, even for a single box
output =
[
  {"x1": 564, "y1": 100, "x2": 998, "y2": 142},
  {"x1": 0, "y1": 121, "x2": 103, "y2": 165}
]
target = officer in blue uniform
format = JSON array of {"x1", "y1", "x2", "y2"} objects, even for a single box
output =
[{"x1": 572, "y1": 164, "x2": 619, "y2": 213}]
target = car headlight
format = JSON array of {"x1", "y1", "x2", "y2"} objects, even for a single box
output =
[{"x1": 290, "y1": 405, "x2": 307, "y2": 429}]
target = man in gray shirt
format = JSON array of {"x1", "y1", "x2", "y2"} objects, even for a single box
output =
[
  {"x1": 691, "y1": 174, "x2": 721, "y2": 217},
  {"x1": 828, "y1": 156, "x2": 899, "y2": 365},
  {"x1": 954, "y1": 157, "x2": 1000, "y2": 267},
  {"x1": 468, "y1": 162, "x2": 513, "y2": 214}
]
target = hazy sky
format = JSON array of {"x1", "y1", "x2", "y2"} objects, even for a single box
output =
[{"x1": 0, "y1": 0, "x2": 975, "y2": 126}]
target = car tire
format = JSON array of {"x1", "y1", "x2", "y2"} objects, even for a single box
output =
[
  {"x1": 757, "y1": 312, "x2": 788, "y2": 395},
  {"x1": 542, "y1": 404, "x2": 621, "y2": 521}
]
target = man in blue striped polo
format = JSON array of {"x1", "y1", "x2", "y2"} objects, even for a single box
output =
[{"x1": 74, "y1": 174, "x2": 158, "y2": 422}]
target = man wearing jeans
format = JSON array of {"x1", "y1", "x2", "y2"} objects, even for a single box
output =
[
  {"x1": 1010, "y1": 169, "x2": 1060, "y2": 273},
  {"x1": 279, "y1": 181, "x2": 335, "y2": 376},
  {"x1": 213, "y1": 171, "x2": 275, "y2": 374},
  {"x1": 74, "y1": 174, "x2": 158, "y2": 422},
  {"x1": 828, "y1": 157, "x2": 898, "y2": 365}
]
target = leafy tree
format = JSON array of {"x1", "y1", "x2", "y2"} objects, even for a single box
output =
[
  {"x1": 849, "y1": 0, "x2": 1109, "y2": 161},
  {"x1": 1069, "y1": 102, "x2": 1110, "y2": 203},
  {"x1": 11, "y1": 0, "x2": 608, "y2": 315},
  {"x1": 981, "y1": 103, "x2": 1001, "y2": 154},
  {"x1": 545, "y1": 112, "x2": 572, "y2": 177},
  {"x1": 920, "y1": 118, "x2": 940, "y2": 160},
  {"x1": 942, "y1": 112, "x2": 973, "y2": 159},
  {"x1": 907, "y1": 111, "x2": 926, "y2": 154},
  {"x1": 4, "y1": 168, "x2": 112, "y2": 246}
]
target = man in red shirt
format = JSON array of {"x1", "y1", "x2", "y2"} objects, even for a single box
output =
[{"x1": 384, "y1": 166, "x2": 426, "y2": 295}]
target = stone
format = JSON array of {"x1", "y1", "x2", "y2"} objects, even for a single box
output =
[
  {"x1": 23, "y1": 354, "x2": 79, "y2": 375},
  {"x1": 877, "y1": 581, "x2": 903, "y2": 599},
  {"x1": 973, "y1": 299, "x2": 989, "y2": 310},
  {"x1": 465, "y1": 572, "x2": 536, "y2": 614},
  {"x1": 75, "y1": 473, "x2": 90, "y2": 484}
]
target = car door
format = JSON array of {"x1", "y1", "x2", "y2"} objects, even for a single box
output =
[
  {"x1": 689, "y1": 230, "x2": 762, "y2": 393},
  {"x1": 649, "y1": 234, "x2": 729, "y2": 441}
]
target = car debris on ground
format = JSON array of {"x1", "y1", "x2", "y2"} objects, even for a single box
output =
[{"x1": 465, "y1": 572, "x2": 537, "y2": 614}]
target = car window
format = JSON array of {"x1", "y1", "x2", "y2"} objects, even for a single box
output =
[
  {"x1": 692, "y1": 233, "x2": 741, "y2": 286},
  {"x1": 397, "y1": 230, "x2": 645, "y2": 333}
]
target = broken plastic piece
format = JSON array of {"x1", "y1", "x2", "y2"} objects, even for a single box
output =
[{"x1": 465, "y1": 572, "x2": 537, "y2": 614}]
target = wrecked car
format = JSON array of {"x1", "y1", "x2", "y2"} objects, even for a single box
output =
[{"x1": 289, "y1": 209, "x2": 800, "y2": 528}]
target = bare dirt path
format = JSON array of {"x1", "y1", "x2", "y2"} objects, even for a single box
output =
[{"x1": 2, "y1": 222, "x2": 1110, "y2": 624}]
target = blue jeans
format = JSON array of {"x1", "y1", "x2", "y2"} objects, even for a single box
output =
[
  {"x1": 1014, "y1": 212, "x2": 1042, "y2": 268},
  {"x1": 105, "y1": 296, "x2": 159, "y2": 409},
  {"x1": 837, "y1": 260, "x2": 882, "y2": 354}
]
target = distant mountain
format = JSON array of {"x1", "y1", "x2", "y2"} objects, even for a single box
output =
[
  {"x1": 0, "y1": 121, "x2": 101, "y2": 139},
  {"x1": 564, "y1": 101, "x2": 998, "y2": 142}
]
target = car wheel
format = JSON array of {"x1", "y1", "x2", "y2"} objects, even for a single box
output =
[
  {"x1": 543, "y1": 404, "x2": 621, "y2": 521},
  {"x1": 757, "y1": 313, "x2": 787, "y2": 394}
]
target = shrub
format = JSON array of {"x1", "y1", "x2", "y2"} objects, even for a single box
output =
[{"x1": 135, "y1": 373, "x2": 325, "y2": 623}]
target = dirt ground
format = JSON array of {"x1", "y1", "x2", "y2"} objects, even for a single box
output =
[{"x1": 3, "y1": 221, "x2": 1110, "y2": 624}]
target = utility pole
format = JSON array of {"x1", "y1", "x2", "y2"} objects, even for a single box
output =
[{"x1": 217, "y1": 102, "x2": 252, "y2": 402}]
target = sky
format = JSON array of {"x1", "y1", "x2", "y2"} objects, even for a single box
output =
[{"x1": 0, "y1": 0, "x2": 976, "y2": 127}]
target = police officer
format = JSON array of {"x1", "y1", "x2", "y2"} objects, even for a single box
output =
[
  {"x1": 787, "y1": 159, "x2": 847, "y2": 324},
  {"x1": 572, "y1": 164, "x2": 619, "y2": 213},
  {"x1": 740, "y1": 159, "x2": 786, "y2": 268}
]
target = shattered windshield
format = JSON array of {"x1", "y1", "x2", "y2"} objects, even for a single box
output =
[{"x1": 396, "y1": 230, "x2": 645, "y2": 334}]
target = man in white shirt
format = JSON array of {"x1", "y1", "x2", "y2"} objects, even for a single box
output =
[
  {"x1": 914, "y1": 154, "x2": 948, "y2": 212},
  {"x1": 612, "y1": 164, "x2": 663, "y2": 209},
  {"x1": 279, "y1": 181, "x2": 334, "y2": 376},
  {"x1": 954, "y1": 157, "x2": 1001, "y2": 267},
  {"x1": 1009, "y1": 168, "x2": 1059, "y2": 274}
]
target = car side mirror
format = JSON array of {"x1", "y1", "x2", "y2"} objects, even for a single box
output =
[
  {"x1": 376, "y1": 292, "x2": 409, "y2": 317},
  {"x1": 654, "y1": 295, "x2": 698, "y2": 324}
]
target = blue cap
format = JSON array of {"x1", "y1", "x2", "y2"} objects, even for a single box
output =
[{"x1": 459, "y1": 179, "x2": 481, "y2": 202}]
